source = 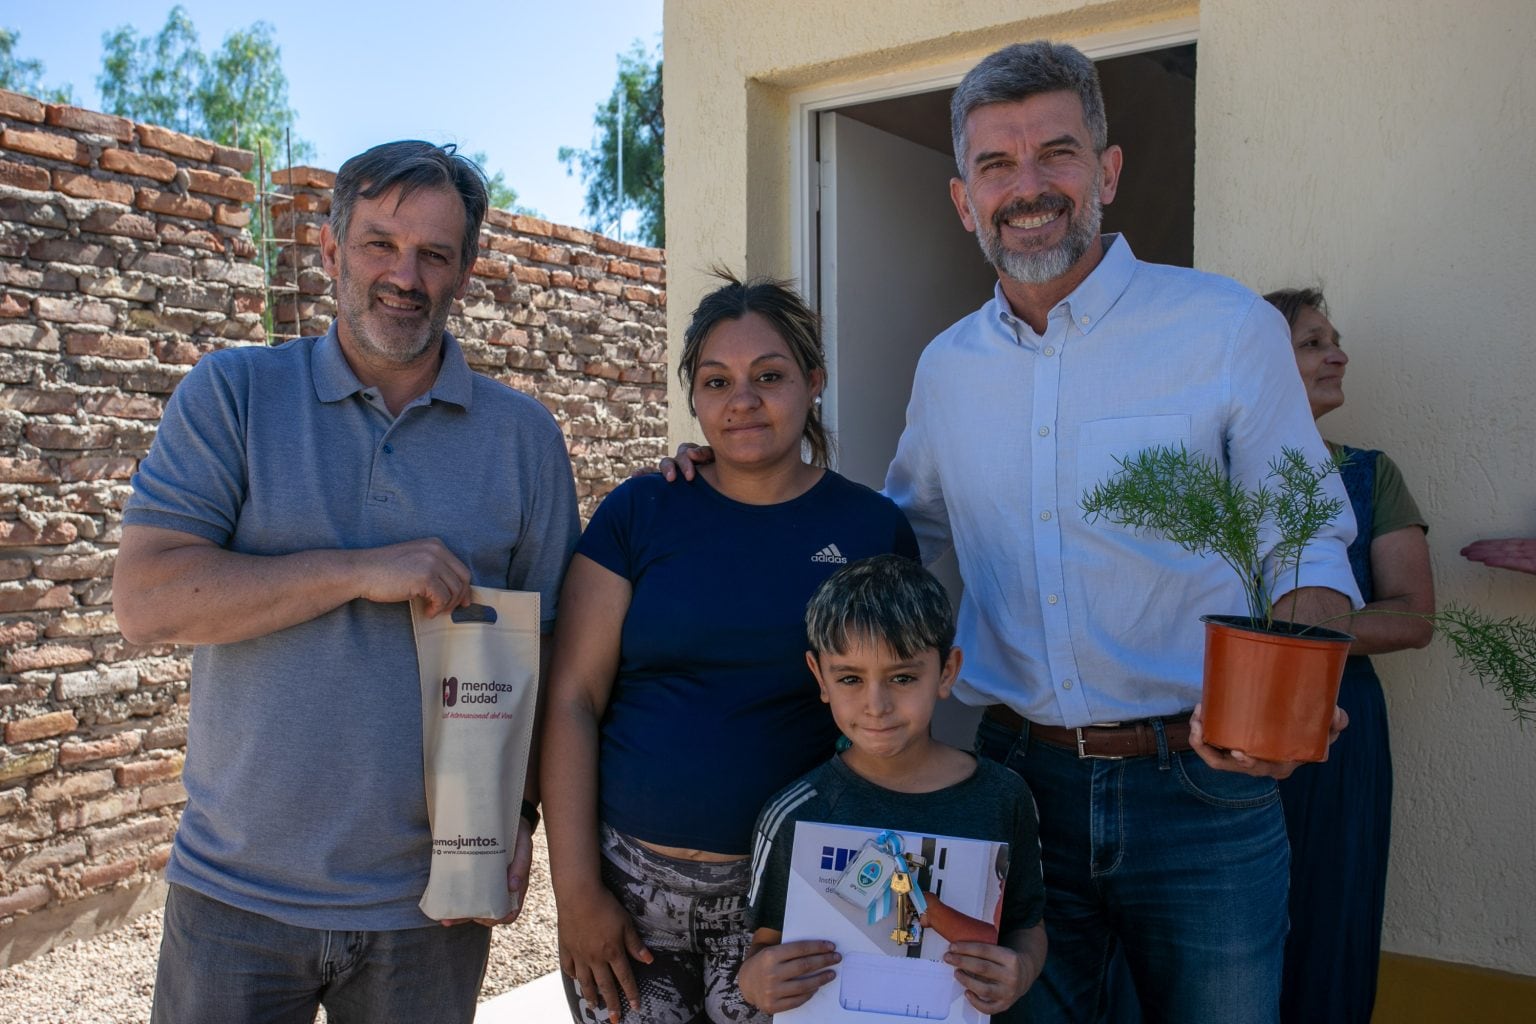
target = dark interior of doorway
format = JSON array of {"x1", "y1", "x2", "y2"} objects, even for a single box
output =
[{"x1": 834, "y1": 43, "x2": 1197, "y2": 268}]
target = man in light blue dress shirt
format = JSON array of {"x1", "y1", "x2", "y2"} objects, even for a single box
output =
[{"x1": 882, "y1": 43, "x2": 1360, "y2": 1024}]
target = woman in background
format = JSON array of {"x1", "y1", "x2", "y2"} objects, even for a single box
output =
[{"x1": 1265, "y1": 287, "x2": 1435, "y2": 1024}]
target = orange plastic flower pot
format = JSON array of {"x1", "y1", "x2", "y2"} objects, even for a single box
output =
[{"x1": 1199, "y1": 614, "x2": 1353, "y2": 763}]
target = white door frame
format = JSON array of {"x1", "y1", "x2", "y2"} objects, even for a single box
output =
[{"x1": 787, "y1": 16, "x2": 1201, "y2": 309}]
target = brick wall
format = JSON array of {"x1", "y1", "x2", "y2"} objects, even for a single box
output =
[{"x1": 0, "y1": 88, "x2": 666, "y2": 962}]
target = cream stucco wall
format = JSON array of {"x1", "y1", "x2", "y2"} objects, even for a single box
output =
[{"x1": 664, "y1": 0, "x2": 1536, "y2": 976}]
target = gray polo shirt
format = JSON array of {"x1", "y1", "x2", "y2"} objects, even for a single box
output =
[{"x1": 124, "y1": 327, "x2": 580, "y2": 930}]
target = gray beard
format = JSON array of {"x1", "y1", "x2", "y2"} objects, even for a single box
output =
[{"x1": 974, "y1": 182, "x2": 1103, "y2": 286}]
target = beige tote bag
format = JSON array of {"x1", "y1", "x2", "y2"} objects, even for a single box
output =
[{"x1": 411, "y1": 587, "x2": 540, "y2": 921}]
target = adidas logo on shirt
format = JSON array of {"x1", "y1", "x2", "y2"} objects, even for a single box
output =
[{"x1": 811, "y1": 543, "x2": 849, "y2": 564}]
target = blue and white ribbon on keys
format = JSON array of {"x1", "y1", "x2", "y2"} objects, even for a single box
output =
[{"x1": 870, "y1": 830, "x2": 928, "y2": 925}]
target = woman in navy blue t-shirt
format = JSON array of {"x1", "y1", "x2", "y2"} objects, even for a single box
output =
[{"x1": 542, "y1": 274, "x2": 918, "y2": 1024}]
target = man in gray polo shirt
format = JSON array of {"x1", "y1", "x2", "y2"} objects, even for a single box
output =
[{"x1": 114, "y1": 140, "x2": 580, "y2": 1023}]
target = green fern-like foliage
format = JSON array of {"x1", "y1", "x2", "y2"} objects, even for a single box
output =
[
  {"x1": 1080, "y1": 444, "x2": 1343, "y2": 626},
  {"x1": 1434, "y1": 606, "x2": 1536, "y2": 725},
  {"x1": 1081, "y1": 443, "x2": 1535, "y2": 726}
]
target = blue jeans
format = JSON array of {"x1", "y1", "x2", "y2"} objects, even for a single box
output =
[
  {"x1": 975, "y1": 716, "x2": 1288, "y2": 1024},
  {"x1": 150, "y1": 883, "x2": 492, "y2": 1024}
]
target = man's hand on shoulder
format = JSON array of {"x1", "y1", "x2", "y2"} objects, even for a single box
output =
[{"x1": 644, "y1": 442, "x2": 712, "y2": 482}]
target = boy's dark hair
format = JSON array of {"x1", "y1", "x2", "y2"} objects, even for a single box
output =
[{"x1": 806, "y1": 554, "x2": 955, "y2": 661}]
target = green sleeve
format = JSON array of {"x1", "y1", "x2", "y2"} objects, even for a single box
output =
[{"x1": 1371, "y1": 452, "x2": 1428, "y2": 539}]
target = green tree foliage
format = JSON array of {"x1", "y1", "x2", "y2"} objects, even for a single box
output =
[
  {"x1": 96, "y1": 5, "x2": 312, "y2": 165},
  {"x1": 0, "y1": 27, "x2": 73, "y2": 103},
  {"x1": 559, "y1": 40, "x2": 664, "y2": 247}
]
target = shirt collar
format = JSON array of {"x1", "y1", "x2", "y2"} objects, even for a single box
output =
[
  {"x1": 991, "y1": 233, "x2": 1138, "y2": 338},
  {"x1": 311, "y1": 324, "x2": 475, "y2": 410}
]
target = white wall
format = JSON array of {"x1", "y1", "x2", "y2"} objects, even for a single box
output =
[{"x1": 1196, "y1": 0, "x2": 1536, "y2": 974}]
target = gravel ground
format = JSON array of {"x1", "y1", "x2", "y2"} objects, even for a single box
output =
[{"x1": 0, "y1": 835, "x2": 561, "y2": 1024}]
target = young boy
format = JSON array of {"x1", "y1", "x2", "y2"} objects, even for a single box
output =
[{"x1": 738, "y1": 555, "x2": 1046, "y2": 1021}]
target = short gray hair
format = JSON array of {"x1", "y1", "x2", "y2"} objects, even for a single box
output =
[
  {"x1": 950, "y1": 41, "x2": 1108, "y2": 176},
  {"x1": 331, "y1": 140, "x2": 489, "y2": 270}
]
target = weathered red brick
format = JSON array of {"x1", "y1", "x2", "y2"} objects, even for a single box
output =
[
  {"x1": 293, "y1": 222, "x2": 323, "y2": 246},
  {"x1": 0, "y1": 457, "x2": 57, "y2": 483},
  {"x1": 0, "y1": 750, "x2": 56, "y2": 786},
  {"x1": 31, "y1": 769, "x2": 114, "y2": 804},
  {"x1": 0, "y1": 321, "x2": 60, "y2": 351},
  {"x1": 35, "y1": 295, "x2": 118, "y2": 326},
  {"x1": 77, "y1": 857, "x2": 140, "y2": 891},
  {"x1": 58, "y1": 731, "x2": 143, "y2": 767},
  {"x1": 35, "y1": 551, "x2": 114, "y2": 580},
  {"x1": 50, "y1": 170, "x2": 135, "y2": 205},
  {"x1": 80, "y1": 392, "x2": 162, "y2": 419},
  {"x1": 156, "y1": 223, "x2": 224, "y2": 252},
  {"x1": 44, "y1": 105, "x2": 133, "y2": 142},
  {"x1": 0, "y1": 884, "x2": 51, "y2": 917},
  {"x1": 0, "y1": 158, "x2": 49, "y2": 191},
  {"x1": 59, "y1": 456, "x2": 138, "y2": 482},
  {"x1": 233, "y1": 291, "x2": 264, "y2": 315},
  {"x1": 186, "y1": 168, "x2": 256, "y2": 202},
  {"x1": 0, "y1": 519, "x2": 76, "y2": 546},
  {"x1": 210, "y1": 144, "x2": 255, "y2": 174},
  {"x1": 513, "y1": 266, "x2": 551, "y2": 287},
  {"x1": 9, "y1": 839, "x2": 87, "y2": 874},
  {"x1": 0, "y1": 388, "x2": 76, "y2": 414},
  {"x1": 213, "y1": 203, "x2": 252, "y2": 228},
  {"x1": 43, "y1": 611, "x2": 118, "y2": 638},
  {"x1": 473, "y1": 257, "x2": 510, "y2": 279},
  {"x1": 270, "y1": 166, "x2": 335, "y2": 188},
  {"x1": 0, "y1": 620, "x2": 40, "y2": 645},
  {"x1": 4, "y1": 710, "x2": 78, "y2": 744},
  {"x1": 65, "y1": 333, "x2": 150, "y2": 360},
  {"x1": 55, "y1": 666, "x2": 138, "y2": 700},
  {"x1": 97, "y1": 147, "x2": 177, "y2": 182},
  {"x1": 0, "y1": 582, "x2": 73, "y2": 613},
  {"x1": 0, "y1": 292, "x2": 28, "y2": 317},
  {"x1": 147, "y1": 844, "x2": 173, "y2": 871},
  {"x1": 0, "y1": 90, "x2": 45, "y2": 123},
  {"x1": 140, "y1": 780, "x2": 187, "y2": 810},
  {"x1": 135, "y1": 123, "x2": 213, "y2": 162},
  {"x1": 79, "y1": 208, "x2": 157, "y2": 241},
  {"x1": 25, "y1": 423, "x2": 115, "y2": 449},
  {"x1": 115, "y1": 755, "x2": 184, "y2": 787},
  {"x1": 623, "y1": 286, "x2": 657, "y2": 305},
  {"x1": 0, "y1": 127, "x2": 88, "y2": 165},
  {"x1": 144, "y1": 721, "x2": 188, "y2": 749},
  {"x1": 6, "y1": 643, "x2": 94, "y2": 673},
  {"x1": 135, "y1": 188, "x2": 213, "y2": 221},
  {"x1": 30, "y1": 238, "x2": 118, "y2": 267}
]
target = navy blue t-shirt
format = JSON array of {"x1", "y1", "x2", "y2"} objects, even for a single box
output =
[{"x1": 578, "y1": 470, "x2": 920, "y2": 854}]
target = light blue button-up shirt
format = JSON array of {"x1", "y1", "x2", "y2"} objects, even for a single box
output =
[{"x1": 885, "y1": 235, "x2": 1360, "y2": 728}]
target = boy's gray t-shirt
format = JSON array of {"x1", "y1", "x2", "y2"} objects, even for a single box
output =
[
  {"x1": 748, "y1": 754, "x2": 1045, "y2": 936},
  {"x1": 122, "y1": 329, "x2": 580, "y2": 930}
]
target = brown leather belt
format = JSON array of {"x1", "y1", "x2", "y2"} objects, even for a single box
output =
[{"x1": 984, "y1": 704, "x2": 1192, "y2": 759}]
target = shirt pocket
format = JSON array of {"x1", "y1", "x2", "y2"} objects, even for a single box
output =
[{"x1": 1076, "y1": 415, "x2": 1192, "y2": 531}]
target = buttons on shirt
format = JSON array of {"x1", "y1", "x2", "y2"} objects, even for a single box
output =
[
  {"x1": 382, "y1": 443, "x2": 394, "y2": 454},
  {"x1": 1042, "y1": 346, "x2": 1056, "y2": 357},
  {"x1": 1039, "y1": 510, "x2": 1052, "y2": 521},
  {"x1": 1061, "y1": 679, "x2": 1074, "y2": 690},
  {"x1": 1047, "y1": 594, "x2": 1059, "y2": 605},
  {"x1": 1080, "y1": 315, "x2": 1091, "y2": 326},
  {"x1": 1038, "y1": 426, "x2": 1050, "y2": 437}
]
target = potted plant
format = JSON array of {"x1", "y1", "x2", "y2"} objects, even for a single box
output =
[{"x1": 1081, "y1": 444, "x2": 1536, "y2": 760}]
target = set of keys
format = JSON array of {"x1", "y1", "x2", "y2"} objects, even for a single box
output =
[{"x1": 888, "y1": 868, "x2": 923, "y2": 945}]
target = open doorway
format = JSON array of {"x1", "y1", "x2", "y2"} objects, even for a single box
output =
[{"x1": 810, "y1": 43, "x2": 1196, "y2": 742}]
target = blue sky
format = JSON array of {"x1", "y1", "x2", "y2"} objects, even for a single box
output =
[{"x1": 5, "y1": 1, "x2": 663, "y2": 233}]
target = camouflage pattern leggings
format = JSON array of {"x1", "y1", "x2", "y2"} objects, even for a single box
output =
[{"x1": 561, "y1": 824, "x2": 769, "y2": 1024}]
